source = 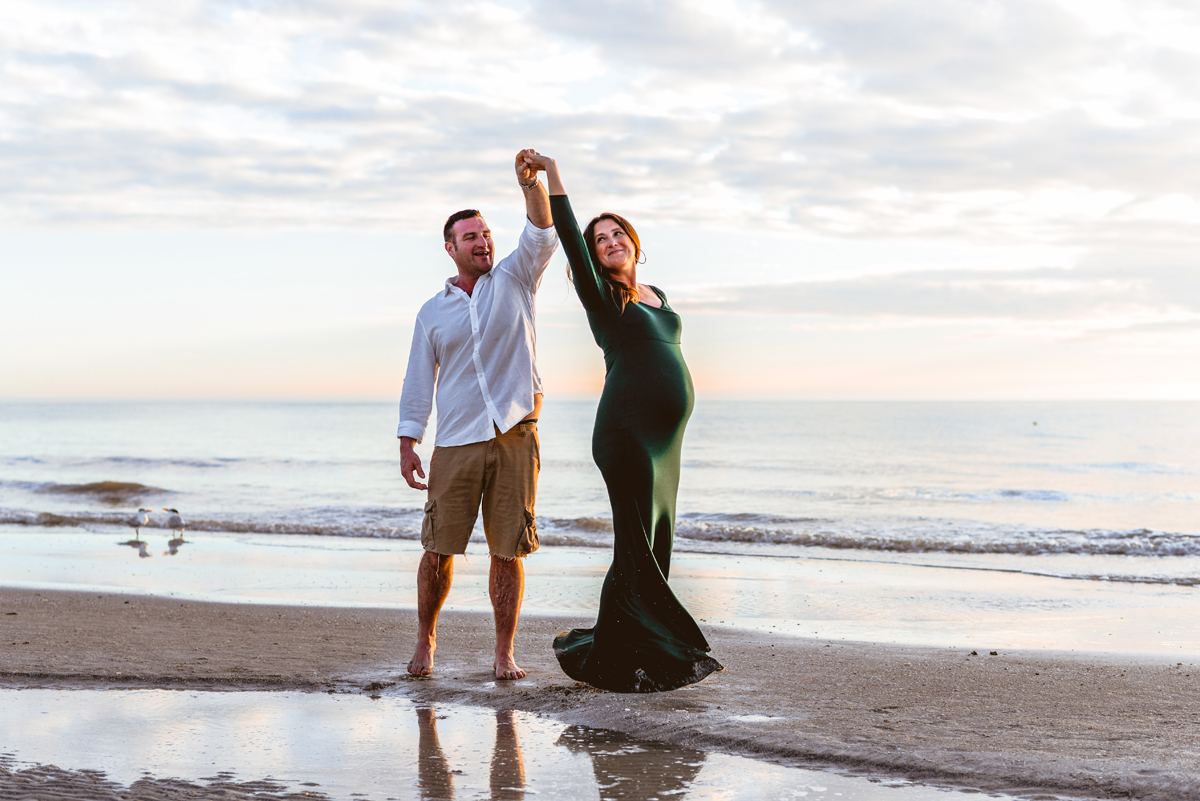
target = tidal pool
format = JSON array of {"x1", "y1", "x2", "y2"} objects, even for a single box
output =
[{"x1": 0, "y1": 688, "x2": 1097, "y2": 800}]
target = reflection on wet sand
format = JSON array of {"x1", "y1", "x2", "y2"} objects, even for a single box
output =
[
  {"x1": 412, "y1": 702, "x2": 711, "y2": 801},
  {"x1": 557, "y1": 724, "x2": 707, "y2": 800},
  {"x1": 1, "y1": 689, "x2": 1026, "y2": 801},
  {"x1": 119, "y1": 540, "x2": 152, "y2": 557},
  {"x1": 416, "y1": 707, "x2": 456, "y2": 800},
  {"x1": 491, "y1": 710, "x2": 526, "y2": 800},
  {"x1": 417, "y1": 707, "x2": 528, "y2": 801},
  {"x1": 164, "y1": 537, "x2": 186, "y2": 556}
]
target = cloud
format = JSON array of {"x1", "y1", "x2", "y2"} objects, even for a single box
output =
[
  {"x1": 1, "y1": 0, "x2": 1199, "y2": 250},
  {"x1": 532, "y1": 0, "x2": 796, "y2": 81},
  {"x1": 761, "y1": 0, "x2": 1101, "y2": 105},
  {"x1": 674, "y1": 257, "x2": 1200, "y2": 324}
]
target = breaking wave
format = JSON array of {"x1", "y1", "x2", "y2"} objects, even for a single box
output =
[
  {"x1": 33, "y1": 481, "x2": 169, "y2": 506},
  {"x1": 0, "y1": 507, "x2": 424, "y2": 540},
  {"x1": 672, "y1": 514, "x2": 1200, "y2": 559},
  {"x1": 3, "y1": 506, "x2": 1197, "y2": 560}
]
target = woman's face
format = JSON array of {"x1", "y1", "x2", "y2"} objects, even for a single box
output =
[{"x1": 592, "y1": 219, "x2": 636, "y2": 274}]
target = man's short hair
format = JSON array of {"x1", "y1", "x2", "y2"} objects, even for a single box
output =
[{"x1": 444, "y1": 209, "x2": 482, "y2": 243}]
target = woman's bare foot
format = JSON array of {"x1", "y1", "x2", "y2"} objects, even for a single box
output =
[{"x1": 494, "y1": 655, "x2": 526, "y2": 680}]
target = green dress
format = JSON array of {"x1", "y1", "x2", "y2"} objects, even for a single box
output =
[{"x1": 550, "y1": 195, "x2": 722, "y2": 693}]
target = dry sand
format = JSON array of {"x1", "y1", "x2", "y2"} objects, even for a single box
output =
[{"x1": 2, "y1": 587, "x2": 1198, "y2": 800}]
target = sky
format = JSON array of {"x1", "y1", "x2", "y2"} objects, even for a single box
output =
[{"x1": 2, "y1": 0, "x2": 1199, "y2": 400}]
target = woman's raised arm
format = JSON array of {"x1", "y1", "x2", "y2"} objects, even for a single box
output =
[
  {"x1": 520, "y1": 152, "x2": 615, "y2": 316},
  {"x1": 518, "y1": 150, "x2": 566, "y2": 196}
]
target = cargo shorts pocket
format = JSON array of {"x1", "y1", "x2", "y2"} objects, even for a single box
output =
[
  {"x1": 421, "y1": 500, "x2": 437, "y2": 550},
  {"x1": 515, "y1": 508, "x2": 539, "y2": 557}
]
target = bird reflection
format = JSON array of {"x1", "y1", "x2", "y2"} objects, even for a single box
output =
[
  {"x1": 491, "y1": 709, "x2": 526, "y2": 800},
  {"x1": 555, "y1": 724, "x2": 706, "y2": 800},
  {"x1": 119, "y1": 539, "x2": 151, "y2": 557},
  {"x1": 416, "y1": 706, "x2": 455, "y2": 800},
  {"x1": 163, "y1": 537, "x2": 187, "y2": 556}
]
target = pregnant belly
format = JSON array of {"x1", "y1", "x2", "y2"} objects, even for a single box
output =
[{"x1": 600, "y1": 342, "x2": 694, "y2": 437}]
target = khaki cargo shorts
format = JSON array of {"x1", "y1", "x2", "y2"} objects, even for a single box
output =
[{"x1": 421, "y1": 421, "x2": 540, "y2": 559}]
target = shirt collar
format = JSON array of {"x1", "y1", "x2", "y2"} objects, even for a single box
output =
[{"x1": 443, "y1": 271, "x2": 493, "y2": 296}]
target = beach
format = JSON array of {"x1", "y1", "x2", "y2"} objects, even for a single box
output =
[{"x1": 3, "y1": 585, "x2": 1198, "y2": 800}]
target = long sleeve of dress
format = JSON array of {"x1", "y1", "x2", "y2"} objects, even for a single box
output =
[{"x1": 550, "y1": 194, "x2": 617, "y2": 317}]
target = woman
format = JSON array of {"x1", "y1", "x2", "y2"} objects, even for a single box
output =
[{"x1": 522, "y1": 152, "x2": 722, "y2": 692}]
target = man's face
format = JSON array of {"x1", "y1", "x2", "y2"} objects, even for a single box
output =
[{"x1": 445, "y1": 216, "x2": 494, "y2": 276}]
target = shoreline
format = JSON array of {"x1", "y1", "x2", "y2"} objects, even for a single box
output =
[
  {"x1": 2, "y1": 586, "x2": 1198, "y2": 799},
  {"x1": 6, "y1": 527, "x2": 1197, "y2": 658}
]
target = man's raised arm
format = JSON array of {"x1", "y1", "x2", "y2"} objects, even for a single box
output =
[{"x1": 516, "y1": 148, "x2": 552, "y2": 229}]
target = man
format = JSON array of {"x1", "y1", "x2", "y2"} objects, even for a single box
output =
[{"x1": 397, "y1": 149, "x2": 557, "y2": 680}]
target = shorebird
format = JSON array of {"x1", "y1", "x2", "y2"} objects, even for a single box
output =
[
  {"x1": 129, "y1": 508, "x2": 153, "y2": 542},
  {"x1": 162, "y1": 508, "x2": 186, "y2": 538}
]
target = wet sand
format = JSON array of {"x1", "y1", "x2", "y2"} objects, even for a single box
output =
[
  {"x1": 0, "y1": 760, "x2": 323, "y2": 801},
  {"x1": 2, "y1": 586, "x2": 1198, "y2": 800}
]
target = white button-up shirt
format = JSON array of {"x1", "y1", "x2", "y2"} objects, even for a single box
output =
[{"x1": 397, "y1": 220, "x2": 559, "y2": 447}]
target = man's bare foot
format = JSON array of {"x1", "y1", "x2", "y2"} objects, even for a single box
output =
[
  {"x1": 408, "y1": 643, "x2": 435, "y2": 676},
  {"x1": 494, "y1": 655, "x2": 526, "y2": 680}
]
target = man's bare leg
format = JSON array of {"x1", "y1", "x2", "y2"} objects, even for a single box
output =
[
  {"x1": 490, "y1": 554, "x2": 526, "y2": 680},
  {"x1": 409, "y1": 551, "x2": 453, "y2": 676}
]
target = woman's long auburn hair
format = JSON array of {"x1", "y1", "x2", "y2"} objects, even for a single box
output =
[{"x1": 573, "y1": 212, "x2": 643, "y2": 314}]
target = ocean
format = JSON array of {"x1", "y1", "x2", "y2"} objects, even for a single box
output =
[{"x1": 2, "y1": 399, "x2": 1197, "y2": 591}]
